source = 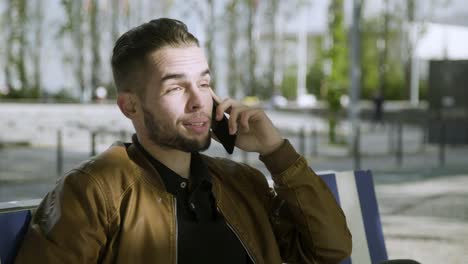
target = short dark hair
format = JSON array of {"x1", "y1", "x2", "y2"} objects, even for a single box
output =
[{"x1": 111, "y1": 18, "x2": 200, "y2": 96}]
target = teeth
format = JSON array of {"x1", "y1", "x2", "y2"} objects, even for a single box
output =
[{"x1": 190, "y1": 122, "x2": 203, "y2": 126}]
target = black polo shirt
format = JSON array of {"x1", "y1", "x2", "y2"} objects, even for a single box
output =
[{"x1": 134, "y1": 138, "x2": 252, "y2": 264}]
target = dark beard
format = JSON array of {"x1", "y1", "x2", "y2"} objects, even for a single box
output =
[{"x1": 142, "y1": 106, "x2": 211, "y2": 153}]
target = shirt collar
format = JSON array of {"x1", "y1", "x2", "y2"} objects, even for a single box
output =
[{"x1": 132, "y1": 134, "x2": 212, "y2": 195}]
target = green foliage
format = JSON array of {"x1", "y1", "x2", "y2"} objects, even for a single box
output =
[
  {"x1": 326, "y1": 83, "x2": 343, "y2": 112},
  {"x1": 419, "y1": 79, "x2": 428, "y2": 100},
  {"x1": 327, "y1": 0, "x2": 348, "y2": 93},
  {"x1": 383, "y1": 65, "x2": 405, "y2": 99},
  {"x1": 306, "y1": 37, "x2": 325, "y2": 99},
  {"x1": 361, "y1": 16, "x2": 406, "y2": 100},
  {"x1": 2, "y1": 87, "x2": 40, "y2": 99},
  {"x1": 326, "y1": 0, "x2": 348, "y2": 143},
  {"x1": 306, "y1": 64, "x2": 324, "y2": 99},
  {"x1": 252, "y1": 77, "x2": 274, "y2": 100},
  {"x1": 361, "y1": 18, "x2": 380, "y2": 99},
  {"x1": 58, "y1": 0, "x2": 74, "y2": 38},
  {"x1": 49, "y1": 89, "x2": 80, "y2": 103},
  {"x1": 280, "y1": 67, "x2": 297, "y2": 100}
]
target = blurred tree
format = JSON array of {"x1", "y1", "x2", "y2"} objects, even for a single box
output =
[
  {"x1": 110, "y1": 0, "x2": 121, "y2": 44},
  {"x1": 361, "y1": 17, "x2": 380, "y2": 99},
  {"x1": 89, "y1": 0, "x2": 102, "y2": 100},
  {"x1": 205, "y1": 0, "x2": 216, "y2": 90},
  {"x1": 31, "y1": 0, "x2": 44, "y2": 98},
  {"x1": 403, "y1": 0, "x2": 415, "y2": 100},
  {"x1": 122, "y1": 0, "x2": 131, "y2": 28},
  {"x1": 306, "y1": 36, "x2": 325, "y2": 99},
  {"x1": 16, "y1": 0, "x2": 29, "y2": 93},
  {"x1": 3, "y1": 0, "x2": 15, "y2": 92},
  {"x1": 225, "y1": 0, "x2": 239, "y2": 98},
  {"x1": 361, "y1": 16, "x2": 405, "y2": 100},
  {"x1": 264, "y1": 0, "x2": 279, "y2": 99},
  {"x1": 182, "y1": 0, "x2": 217, "y2": 91},
  {"x1": 183, "y1": 0, "x2": 260, "y2": 99},
  {"x1": 51, "y1": 88, "x2": 80, "y2": 103},
  {"x1": 401, "y1": 0, "x2": 445, "y2": 103},
  {"x1": 373, "y1": 0, "x2": 449, "y2": 100},
  {"x1": 59, "y1": 0, "x2": 86, "y2": 101},
  {"x1": 102, "y1": 0, "x2": 175, "y2": 99},
  {"x1": 245, "y1": 0, "x2": 258, "y2": 97},
  {"x1": 280, "y1": 66, "x2": 297, "y2": 100},
  {"x1": 326, "y1": 0, "x2": 348, "y2": 144},
  {"x1": 3, "y1": 0, "x2": 30, "y2": 96},
  {"x1": 359, "y1": 0, "x2": 446, "y2": 101},
  {"x1": 377, "y1": 0, "x2": 390, "y2": 98}
]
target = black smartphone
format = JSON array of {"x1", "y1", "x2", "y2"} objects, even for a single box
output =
[{"x1": 211, "y1": 100, "x2": 236, "y2": 154}]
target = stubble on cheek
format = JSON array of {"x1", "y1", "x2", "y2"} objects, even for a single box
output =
[{"x1": 141, "y1": 106, "x2": 211, "y2": 152}]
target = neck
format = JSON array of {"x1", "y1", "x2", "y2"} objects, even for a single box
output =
[{"x1": 137, "y1": 135, "x2": 191, "y2": 179}]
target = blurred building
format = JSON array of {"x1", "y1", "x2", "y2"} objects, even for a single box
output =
[{"x1": 427, "y1": 60, "x2": 468, "y2": 145}]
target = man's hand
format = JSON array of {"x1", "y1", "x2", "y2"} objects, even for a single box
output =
[{"x1": 210, "y1": 90, "x2": 284, "y2": 156}]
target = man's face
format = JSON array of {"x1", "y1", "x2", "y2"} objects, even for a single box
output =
[{"x1": 138, "y1": 46, "x2": 213, "y2": 152}]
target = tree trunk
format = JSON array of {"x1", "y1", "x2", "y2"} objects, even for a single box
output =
[
  {"x1": 329, "y1": 114, "x2": 337, "y2": 144},
  {"x1": 17, "y1": 0, "x2": 29, "y2": 92},
  {"x1": 4, "y1": 0, "x2": 14, "y2": 92},
  {"x1": 226, "y1": 1, "x2": 238, "y2": 98},
  {"x1": 206, "y1": 0, "x2": 216, "y2": 90},
  {"x1": 75, "y1": 0, "x2": 86, "y2": 101},
  {"x1": 111, "y1": 0, "x2": 120, "y2": 43},
  {"x1": 404, "y1": 0, "x2": 415, "y2": 99},
  {"x1": 267, "y1": 0, "x2": 279, "y2": 98},
  {"x1": 246, "y1": 0, "x2": 257, "y2": 96},
  {"x1": 89, "y1": 0, "x2": 101, "y2": 100},
  {"x1": 377, "y1": 0, "x2": 389, "y2": 97},
  {"x1": 327, "y1": 0, "x2": 347, "y2": 143},
  {"x1": 32, "y1": 0, "x2": 43, "y2": 98}
]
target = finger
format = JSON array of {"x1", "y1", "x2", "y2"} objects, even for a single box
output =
[
  {"x1": 228, "y1": 106, "x2": 251, "y2": 135},
  {"x1": 239, "y1": 110, "x2": 252, "y2": 133},
  {"x1": 209, "y1": 88, "x2": 222, "y2": 105},
  {"x1": 227, "y1": 106, "x2": 243, "y2": 135},
  {"x1": 209, "y1": 88, "x2": 225, "y2": 121},
  {"x1": 217, "y1": 98, "x2": 236, "y2": 120}
]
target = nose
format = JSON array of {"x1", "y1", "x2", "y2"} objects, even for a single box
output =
[{"x1": 186, "y1": 83, "x2": 205, "y2": 112}]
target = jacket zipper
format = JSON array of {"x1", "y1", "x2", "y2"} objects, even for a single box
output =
[
  {"x1": 218, "y1": 207, "x2": 256, "y2": 264},
  {"x1": 173, "y1": 197, "x2": 178, "y2": 264}
]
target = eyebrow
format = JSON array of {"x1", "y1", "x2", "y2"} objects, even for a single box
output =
[{"x1": 160, "y1": 69, "x2": 211, "y2": 84}]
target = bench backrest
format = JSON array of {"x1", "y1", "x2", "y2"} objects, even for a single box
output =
[
  {"x1": 0, "y1": 199, "x2": 40, "y2": 264},
  {"x1": 318, "y1": 170, "x2": 388, "y2": 264}
]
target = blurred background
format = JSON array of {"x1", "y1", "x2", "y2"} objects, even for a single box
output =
[{"x1": 0, "y1": 0, "x2": 467, "y2": 263}]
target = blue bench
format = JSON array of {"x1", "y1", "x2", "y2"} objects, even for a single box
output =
[
  {"x1": 1, "y1": 171, "x2": 415, "y2": 264},
  {"x1": 0, "y1": 199, "x2": 40, "y2": 264},
  {"x1": 318, "y1": 170, "x2": 420, "y2": 264},
  {"x1": 319, "y1": 170, "x2": 387, "y2": 264}
]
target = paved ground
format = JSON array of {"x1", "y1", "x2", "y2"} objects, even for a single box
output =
[
  {"x1": 377, "y1": 174, "x2": 468, "y2": 263},
  {"x1": 1, "y1": 103, "x2": 467, "y2": 263}
]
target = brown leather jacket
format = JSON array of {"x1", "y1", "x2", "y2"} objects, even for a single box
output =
[{"x1": 16, "y1": 139, "x2": 351, "y2": 264}]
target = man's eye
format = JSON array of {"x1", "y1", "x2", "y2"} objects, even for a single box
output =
[
  {"x1": 168, "y1": 87, "x2": 183, "y2": 93},
  {"x1": 200, "y1": 84, "x2": 211, "y2": 88}
]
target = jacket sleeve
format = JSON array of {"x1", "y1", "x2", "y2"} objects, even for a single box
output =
[
  {"x1": 15, "y1": 169, "x2": 111, "y2": 264},
  {"x1": 258, "y1": 140, "x2": 352, "y2": 263}
]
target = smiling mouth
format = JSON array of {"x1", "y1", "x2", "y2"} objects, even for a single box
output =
[
  {"x1": 186, "y1": 122, "x2": 205, "y2": 126},
  {"x1": 182, "y1": 121, "x2": 210, "y2": 134}
]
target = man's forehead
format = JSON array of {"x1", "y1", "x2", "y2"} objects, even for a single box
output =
[{"x1": 149, "y1": 46, "x2": 209, "y2": 75}]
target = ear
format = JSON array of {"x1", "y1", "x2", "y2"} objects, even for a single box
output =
[{"x1": 117, "y1": 93, "x2": 139, "y2": 119}]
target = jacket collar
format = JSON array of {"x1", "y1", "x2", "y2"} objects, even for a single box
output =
[
  {"x1": 126, "y1": 134, "x2": 214, "y2": 195},
  {"x1": 126, "y1": 135, "x2": 168, "y2": 194}
]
